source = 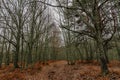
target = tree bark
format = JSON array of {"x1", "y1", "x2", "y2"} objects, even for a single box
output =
[{"x1": 97, "y1": 35, "x2": 109, "y2": 75}]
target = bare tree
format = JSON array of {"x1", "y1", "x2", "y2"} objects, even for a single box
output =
[
  {"x1": 0, "y1": 0, "x2": 30, "y2": 68},
  {"x1": 56, "y1": 0, "x2": 118, "y2": 75}
]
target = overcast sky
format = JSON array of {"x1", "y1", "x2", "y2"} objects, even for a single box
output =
[{"x1": 48, "y1": 0, "x2": 65, "y2": 46}]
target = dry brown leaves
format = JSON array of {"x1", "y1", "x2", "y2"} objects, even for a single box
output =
[{"x1": 0, "y1": 60, "x2": 120, "y2": 80}]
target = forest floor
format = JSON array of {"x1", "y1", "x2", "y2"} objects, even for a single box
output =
[{"x1": 0, "y1": 60, "x2": 120, "y2": 80}]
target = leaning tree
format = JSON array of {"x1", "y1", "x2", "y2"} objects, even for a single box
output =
[{"x1": 57, "y1": 0, "x2": 118, "y2": 75}]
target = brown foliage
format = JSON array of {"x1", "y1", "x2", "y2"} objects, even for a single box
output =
[{"x1": 0, "y1": 60, "x2": 120, "y2": 80}]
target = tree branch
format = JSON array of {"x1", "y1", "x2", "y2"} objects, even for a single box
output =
[{"x1": 26, "y1": 0, "x2": 78, "y2": 10}]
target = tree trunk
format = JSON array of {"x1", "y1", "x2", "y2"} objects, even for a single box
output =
[
  {"x1": 13, "y1": 34, "x2": 20, "y2": 68},
  {"x1": 76, "y1": 47, "x2": 84, "y2": 61},
  {"x1": 103, "y1": 45, "x2": 109, "y2": 63},
  {"x1": 0, "y1": 41, "x2": 4, "y2": 67},
  {"x1": 97, "y1": 37, "x2": 109, "y2": 75},
  {"x1": 13, "y1": 49, "x2": 19, "y2": 68}
]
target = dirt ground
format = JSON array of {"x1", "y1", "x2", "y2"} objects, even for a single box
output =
[{"x1": 0, "y1": 60, "x2": 120, "y2": 80}]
